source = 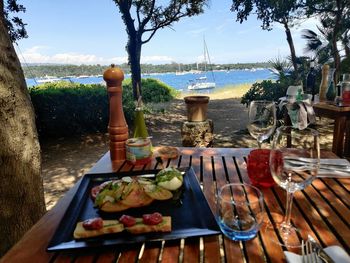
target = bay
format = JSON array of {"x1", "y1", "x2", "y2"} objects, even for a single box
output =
[{"x1": 26, "y1": 68, "x2": 276, "y2": 93}]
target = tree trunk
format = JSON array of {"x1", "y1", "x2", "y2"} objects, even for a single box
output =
[
  {"x1": 344, "y1": 44, "x2": 350, "y2": 59},
  {"x1": 0, "y1": 2, "x2": 46, "y2": 256},
  {"x1": 284, "y1": 22, "x2": 298, "y2": 73},
  {"x1": 127, "y1": 33, "x2": 142, "y2": 101},
  {"x1": 332, "y1": 0, "x2": 342, "y2": 83}
]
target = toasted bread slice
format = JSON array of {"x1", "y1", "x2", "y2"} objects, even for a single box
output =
[
  {"x1": 73, "y1": 220, "x2": 124, "y2": 239},
  {"x1": 125, "y1": 217, "x2": 171, "y2": 234},
  {"x1": 100, "y1": 201, "x2": 130, "y2": 212},
  {"x1": 155, "y1": 146, "x2": 179, "y2": 159},
  {"x1": 119, "y1": 181, "x2": 154, "y2": 208}
]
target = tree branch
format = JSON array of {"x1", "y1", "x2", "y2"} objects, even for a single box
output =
[
  {"x1": 135, "y1": 0, "x2": 142, "y2": 26},
  {"x1": 139, "y1": 0, "x2": 155, "y2": 30},
  {"x1": 117, "y1": 0, "x2": 136, "y2": 35},
  {"x1": 141, "y1": 4, "x2": 183, "y2": 44}
]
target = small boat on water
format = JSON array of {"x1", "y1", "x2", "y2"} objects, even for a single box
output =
[
  {"x1": 37, "y1": 76, "x2": 62, "y2": 83},
  {"x1": 187, "y1": 37, "x2": 216, "y2": 90},
  {"x1": 188, "y1": 76, "x2": 216, "y2": 90}
]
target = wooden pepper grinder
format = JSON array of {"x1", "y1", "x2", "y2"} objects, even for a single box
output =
[
  {"x1": 103, "y1": 64, "x2": 128, "y2": 161},
  {"x1": 319, "y1": 64, "x2": 329, "y2": 101}
]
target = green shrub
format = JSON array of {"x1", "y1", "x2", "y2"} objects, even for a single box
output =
[
  {"x1": 241, "y1": 80, "x2": 288, "y2": 106},
  {"x1": 29, "y1": 82, "x2": 110, "y2": 137},
  {"x1": 122, "y1": 78, "x2": 179, "y2": 102},
  {"x1": 29, "y1": 79, "x2": 177, "y2": 138}
]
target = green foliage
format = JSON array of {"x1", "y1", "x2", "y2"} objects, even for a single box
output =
[
  {"x1": 29, "y1": 82, "x2": 109, "y2": 137},
  {"x1": 134, "y1": 78, "x2": 179, "y2": 103},
  {"x1": 231, "y1": 0, "x2": 304, "y2": 30},
  {"x1": 241, "y1": 80, "x2": 288, "y2": 107},
  {"x1": 29, "y1": 79, "x2": 176, "y2": 138},
  {"x1": 4, "y1": 0, "x2": 27, "y2": 42},
  {"x1": 241, "y1": 55, "x2": 317, "y2": 108}
]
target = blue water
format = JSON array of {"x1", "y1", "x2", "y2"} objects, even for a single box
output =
[
  {"x1": 218, "y1": 219, "x2": 260, "y2": 241},
  {"x1": 26, "y1": 68, "x2": 275, "y2": 93}
]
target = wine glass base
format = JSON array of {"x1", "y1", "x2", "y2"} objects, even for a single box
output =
[{"x1": 264, "y1": 213, "x2": 304, "y2": 248}]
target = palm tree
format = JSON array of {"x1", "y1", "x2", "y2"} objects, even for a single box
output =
[
  {"x1": 301, "y1": 20, "x2": 333, "y2": 66},
  {"x1": 268, "y1": 56, "x2": 292, "y2": 81}
]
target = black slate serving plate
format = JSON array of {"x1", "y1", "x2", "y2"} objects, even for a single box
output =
[{"x1": 47, "y1": 167, "x2": 220, "y2": 251}]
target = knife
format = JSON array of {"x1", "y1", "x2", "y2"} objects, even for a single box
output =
[
  {"x1": 285, "y1": 157, "x2": 350, "y2": 168},
  {"x1": 285, "y1": 159, "x2": 350, "y2": 173},
  {"x1": 307, "y1": 235, "x2": 335, "y2": 263}
]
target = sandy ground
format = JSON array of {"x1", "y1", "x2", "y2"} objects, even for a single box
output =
[{"x1": 41, "y1": 94, "x2": 334, "y2": 210}]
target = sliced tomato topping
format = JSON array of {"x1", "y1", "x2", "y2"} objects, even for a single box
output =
[
  {"x1": 82, "y1": 217, "x2": 103, "y2": 230},
  {"x1": 90, "y1": 185, "x2": 101, "y2": 201},
  {"x1": 142, "y1": 212, "x2": 163, "y2": 225},
  {"x1": 119, "y1": 214, "x2": 136, "y2": 227}
]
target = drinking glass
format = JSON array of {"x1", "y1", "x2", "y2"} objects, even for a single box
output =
[
  {"x1": 341, "y1": 74, "x2": 350, "y2": 105},
  {"x1": 247, "y1": 100, "x2": 276, "y2": 148},
  {"x1": 216, "y1": 183, "x2": 264, "y2": 241},
  {"x1": 269, "y1": 126, "x2": 320, "y2": 247}
]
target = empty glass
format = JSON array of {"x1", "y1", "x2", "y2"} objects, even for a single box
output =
[
  {"x1": 268, "y1": 126, "x2": 320, "y2": 247},
  {"x1": 247, "y1": 100, "x2": 276, "y2": 148},
  {"x1": 216, "y1": 183, "x2": 265, "y2": 241}
]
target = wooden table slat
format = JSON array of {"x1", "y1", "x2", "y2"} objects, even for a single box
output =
[
  {"x1": 117, "y1": 248, "x2": 141, "y2": 263},
  {"x1": 53, "y1": 253, "x2": 75, "y2": 263},
  {"x1": 159, "y1": 240, "x2": 181, "y2": 263},
  {"x1": 258, "y1": 189, "x2": 286, "y2": 262},
  {"x1": 313, "y1": 179, "x2": 350, "y2": 226},
  {"x1": 95, "y1": 251, "x2": 119, "y2": 263},
  {"x1": 201, "y1": 156, "x2": 221, "y2": 260},
  {"x1": 299, "y1": 181, "x2": 350, "y2": 248},
  {"x1": 183, "y1": 238, "x2": 200, "y2": 263},
  {"x1": 139, "y1": 242, "x2": 162, "y2": 263}
]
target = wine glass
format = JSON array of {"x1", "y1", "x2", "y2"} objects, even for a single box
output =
[
  {"x1": 247, "y1": 100, "x2": 276, "y2": 148},
  {"x1": 269, "y1": 126, "x2": 320, "y2": 247}
]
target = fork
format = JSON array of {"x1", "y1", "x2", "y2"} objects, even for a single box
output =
[{"x1": 302, "y1": 239, "x2": 319, "y2": 263}]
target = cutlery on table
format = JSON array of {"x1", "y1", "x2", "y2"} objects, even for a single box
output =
[
  {"x1": 307, "y1": 235, "x2": 335, "y2": 263},
  {"x1": 284, "y1": 157, "x2": 350, "y2": 176},
  {"x1": 302, "y1": 239, "x2": 318, "y2": 263},
  {"x1": 285, "y1": 157, "x2": 350, "y2": 169}
]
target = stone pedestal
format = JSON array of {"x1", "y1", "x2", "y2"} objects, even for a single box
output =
[{"x1": 181, "y1": 119, "x2": 214, "y2": 147}]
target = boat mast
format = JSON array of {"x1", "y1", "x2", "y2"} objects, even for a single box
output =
[
  {"x1": 203, "y1": 36, "x2": 215, "y2": 82},
  {"x1": 203, "y1": 36, "x2": 207, "y2": 72}
]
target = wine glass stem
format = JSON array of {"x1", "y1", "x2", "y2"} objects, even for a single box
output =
[
  {"x1": 257, "y1": 137, "x2": 263, "y2": 148},
  {"x1": 283, "y1": 191, "x2": 294, "y2": 229},
  {"x1": 257, "y1": 141, "x2": 262, "y2": 148}
]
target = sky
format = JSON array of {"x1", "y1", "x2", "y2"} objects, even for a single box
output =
[{"x1": 15, "y1": 0, "x2": 319, "y2": 65}]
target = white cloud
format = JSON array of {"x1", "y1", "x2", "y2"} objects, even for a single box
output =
[
  {"x1": 16, "y1": 46, "x2": 175, "y2": 65},
  {"x1": 141, "y1": 55, "x2": 174, "y2": 64}
]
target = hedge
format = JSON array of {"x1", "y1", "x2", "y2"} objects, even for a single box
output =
[{"x1": 29, "y1": 79, "x2": 177, "y2": 137}]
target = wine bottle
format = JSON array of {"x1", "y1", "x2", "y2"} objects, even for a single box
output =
[
  {"x1": 305, "y1": 61, "x2": 316, "y2": 101},
  {"x1": 326, "y1": 80, "x2": 336, "y2": 101}
]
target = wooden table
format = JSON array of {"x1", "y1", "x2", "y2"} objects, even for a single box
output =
[
  {"x1": 313, "y1": 102, "x2": 350, "y2": 157},
  {"x1": 2, "y1": 148, "x2": 350, "y2": 262}
]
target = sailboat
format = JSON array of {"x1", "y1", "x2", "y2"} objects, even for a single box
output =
[
  {"x1": 175, "y1": 63, "x2": 188, "y2": 75},
  {"x1": 188, "y1": 37, "x2": 216, "y2": 90}
]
